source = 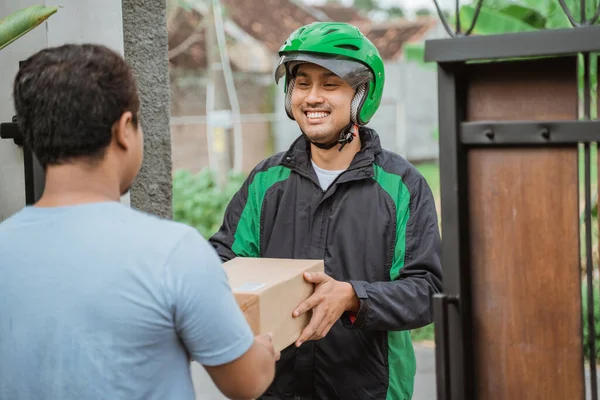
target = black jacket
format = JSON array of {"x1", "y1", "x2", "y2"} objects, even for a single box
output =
[{"x1": 210, "y1": 128, "x2": 443, "y2": 400}]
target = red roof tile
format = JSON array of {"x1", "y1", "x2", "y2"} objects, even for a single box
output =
[
  {"x1": 313, "y1": 4, "x2": 369, "y2": 23},
  {"x1": 363, "y1": 19, "x2": 436, "y2": 59},
  {"x1": 220, "y1": 0, "x2": 321, "y2": 53},
  {"x1": 167, "y1": 1, "x2": 436, "y2": 70}
]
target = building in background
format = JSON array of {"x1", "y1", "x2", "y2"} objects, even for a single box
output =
[{"x1": 167, "y1": 0, "x2": 443, "y2": 175}]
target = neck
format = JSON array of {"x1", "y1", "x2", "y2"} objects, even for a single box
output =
[
  {"x1": 311, "y1": 134, "x2": 361, "y2": 170},
  {"x1": 35, "y1": 162, "x2": 122, "y2": 207}
]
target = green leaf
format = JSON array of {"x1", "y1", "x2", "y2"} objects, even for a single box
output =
[
  {"x1": 509, "y1": 0, "x2": 555, "y2": 17},
  {"x1": 499, "y1": 4, "x2": 546, "y2": 29},
  {"x1": 459, "y1": 4, "x2": 539, "y2": 35},
  {"x1": 173, "y1": 167, "x2": 247, "y2": 239},
  {"x1": 545, "y1": 1, "x2": 574, "y2": 29},
  {"x1": 0, "y1": 5, "x2": 58, "y2": 51},
  {"x1": 402, "y1": 43, "x2": 426, "y2": 64}
]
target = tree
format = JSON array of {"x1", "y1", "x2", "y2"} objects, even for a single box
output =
[
  {"x1": 403, "y1": 0, "x2": 599, "y2": 129},
  {"x1": 415, "y1": 7, "x2": 432, "y2": 17},
  {"x1": 386, "y1": 6, "x2": 405, "y2": 18},
  {"x1": 403, "y1": 0, "x2": 600, "y2": 65},
  {"x1": 352, "y1": 0, "x2": 380, "y2": 12}
]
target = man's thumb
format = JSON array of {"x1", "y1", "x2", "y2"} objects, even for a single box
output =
[{"x1": 304, "y1": 271, "x2": 324, "y2": 282}]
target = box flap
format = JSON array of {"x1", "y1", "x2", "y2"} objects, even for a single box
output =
[{"x1": 223, "y1": 258, "x2": 324, "y2": 294}]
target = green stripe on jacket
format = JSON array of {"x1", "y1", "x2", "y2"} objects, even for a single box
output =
[
  {"x1": 373, "y1": 164, "x2": 415, "y2": 400},
  {"x1": 231, "y1": 165, "x2": 291, "y2": 257}
]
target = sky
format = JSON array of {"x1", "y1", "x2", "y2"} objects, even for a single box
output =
[{"x1": 301, "y1": 0, "x2": 454, "y2": 12}]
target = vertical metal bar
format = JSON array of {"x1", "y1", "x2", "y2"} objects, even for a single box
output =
[
  {"x1": 437, "y1": 62, "x2": 471, "y2": 400},
  {"x1": 456, "y1": 68, "x2": 474, "y2": 400},
  {"x1": 559, "y1": 0, "x2": 582, "y2": 26},
  {"x1": 23, "y1": 146, "x2": 45, "y2": 205},
  {"x1": 455, "y1": 0, "x2": 461, "y2": 34},
  {"x1": 585, "y1": 141, "x2": 597, "y2": 400},
  {"x1": 434, "y1": 294, "x2": 451, "y2": 400},
  {"x1": 583, "y1": 51, "x2": 598, "y2": 400},
  {"x1": 432, "y1": 0, "x2": 457, "y2": 37},
  {"x1": 464, "y1": 0, "x2": 484, "y2": 36}
]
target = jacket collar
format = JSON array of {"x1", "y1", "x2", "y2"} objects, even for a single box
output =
[{"x1": 281, "y1": 127, "x2": 382, "y2": 176}]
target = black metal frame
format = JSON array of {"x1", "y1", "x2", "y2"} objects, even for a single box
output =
[
  {"x1": 0, "y1": 116, "x2": 45, "y2": 205},
  {"x1": 0, "y1": 60, "x2": 45, "y2": 206},
  {"x1": 426, "y1": 12, "x2": 600, "y2": 400},
  {"x1": 432, "y1": 61, "x2": 474, "y2": 400},
  {"x1": 425, "y1": 25, "x2": 600, "y2": 63},
  {"x1": 460, "y1": 120, "x2": 600, "y2": 145}
]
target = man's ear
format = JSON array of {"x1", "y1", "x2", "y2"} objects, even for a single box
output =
[{"x1": 113, "y1": 111, "x2": 135, "y2": 150}]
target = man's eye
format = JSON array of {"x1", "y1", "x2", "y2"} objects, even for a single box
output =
[{"x1": 296, "y1": 82, "x2": 309, "y2": 87}]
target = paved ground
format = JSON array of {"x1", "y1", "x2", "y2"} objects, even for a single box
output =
[
  {"x1": 413, "y1": 343, "x2": 437, "y2": 399},
  {"x1": 189, "y1": 342, "x2": 600, "y2": 399},
  {"x1": 191, "y1": 342, "x2": 436, "y2": 399}
]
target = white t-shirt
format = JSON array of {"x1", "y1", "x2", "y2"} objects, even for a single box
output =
[{"x1": 311, "y1": 159, "x2": 346, "y2": 191}]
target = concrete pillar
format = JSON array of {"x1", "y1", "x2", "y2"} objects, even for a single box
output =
[{"x1": 122, "y1": 0, "x2": 173, "y2": 219}]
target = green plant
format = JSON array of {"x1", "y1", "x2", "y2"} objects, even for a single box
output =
[
  {"x1": 403, "y1": 0, "x2": 599, "y2": 66},
  {"x1": 411, "y1": 323, "x2": 435, "y2": 342},
  {"x1": 581, "y1": 281, "x2": 600, "y2": 361},
  {"x1": 0, "y1": 5, "x2": 58, "y2": 51},
  {"x1": 172, "y1": 168, "x2": 246, "y2": 239}
]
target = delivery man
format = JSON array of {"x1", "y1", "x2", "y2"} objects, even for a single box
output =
[
  {"x1": 210, "y1": 22, "x2": 443, "y2": 399},
  {"x1": 0, "y1": 43, "x2": 278, "y2": 400}
]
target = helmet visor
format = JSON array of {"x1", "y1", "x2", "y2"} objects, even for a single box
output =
[{"x1": 274, "y1": 52, "x2": 373, "y2": 88}]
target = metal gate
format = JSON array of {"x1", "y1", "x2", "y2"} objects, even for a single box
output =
[
  {"x1": 0, "y1": 61, "x2": 45, "y2": 205},
  {"x1": 425, "y1": 1, "x2": 600, "y2": 399}
]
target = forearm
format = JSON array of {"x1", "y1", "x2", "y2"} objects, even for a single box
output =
[
  {"x1": 346, "y1": 272, "x2": 442, "y2": 331},
  {"x1": 236, "y1": 340, "x2": 276, "y2": 399},
  {"x1": 343, "y1": 174, "x2": 443, "y2": 331},
  {"x1": 206, "y1": 339, "x2": 276, "y2": 400},
  {"x1": 209, "y1": 233, "x2": 237, "y2": 262}
]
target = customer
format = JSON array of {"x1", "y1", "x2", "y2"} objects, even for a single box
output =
[{"x1": 0, "y1": 43, "x2": 278, "y2": 400}]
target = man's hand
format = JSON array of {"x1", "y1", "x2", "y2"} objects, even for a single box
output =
[
  {"x1": 292, "y1": 272, "x2": 360, "y2": 347},
  {"x1": 255, "y1": 332, "x2": 281, "y2": 362}
]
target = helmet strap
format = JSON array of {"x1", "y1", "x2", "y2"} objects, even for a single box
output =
[
  {"x1": 304, "y1": 121, "x2": 357, "y2": 152},
  {"x1": 338, "y1": 123, "x2": 359, "y2": 152}
]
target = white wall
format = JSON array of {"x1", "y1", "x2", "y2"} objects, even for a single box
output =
[{"x1": 0, "y1": 0, "x2": 125, "y2": 221}]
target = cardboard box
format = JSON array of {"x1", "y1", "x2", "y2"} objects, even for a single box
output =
[{"x1": 223, "y1": 257, "x2": 325, "y2": 352}]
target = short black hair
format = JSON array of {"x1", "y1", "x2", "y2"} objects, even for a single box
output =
[{"x1": 13, "y1": 43, "x2": 140, "y2": 167}]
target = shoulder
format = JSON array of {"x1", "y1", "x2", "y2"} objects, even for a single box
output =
[
  {"x1": 244, "y1": 152, "x2": 293, "y2": 191},
  {"x1": 373, "y1": 149, "x2": 426, "y2": 196},
  {"x1": 117, "y1": 204, "x2": 206, "y2": 253},
  {"x1": 251, "y1": 151, "x2": 287, "y2": 174}
]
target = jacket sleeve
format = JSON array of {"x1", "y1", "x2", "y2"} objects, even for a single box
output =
[
  {"x1": 345, "y1": 174, "x2": 443, "y2": 332},
  {"x1": 209, "y1": 170, "x2": 261, "y2": 261}
]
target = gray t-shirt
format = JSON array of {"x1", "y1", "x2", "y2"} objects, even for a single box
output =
[
  {"x1": 0, "y1": 202, "x2": 254, "y2": 400},
  {"x1": 311, "y1": 159, "x2": 346, "y2": 191}
]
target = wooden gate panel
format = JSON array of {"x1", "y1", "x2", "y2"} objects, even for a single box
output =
[{"x1": 466, "y1": 57, "x2": 583, "y2": 399}]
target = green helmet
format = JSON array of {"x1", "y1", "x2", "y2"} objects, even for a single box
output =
[{"x1": 275, "y1": 22, "x2": 385, "y2": 126}]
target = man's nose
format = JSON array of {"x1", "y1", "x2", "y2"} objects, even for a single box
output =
[{"x1": 305, "y1": 86, "x2": 324, "y2": 105}]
